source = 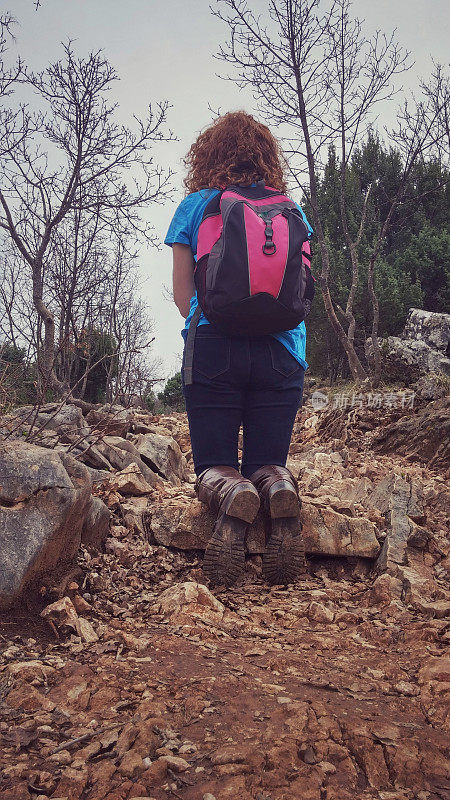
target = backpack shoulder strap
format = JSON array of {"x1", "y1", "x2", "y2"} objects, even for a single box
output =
[
  {"x1": 199, "y1": 188, "x2": 224, "y2": 222},
  {"x1": 182, "y1": 304, "x2": 202, "y2": 386}
]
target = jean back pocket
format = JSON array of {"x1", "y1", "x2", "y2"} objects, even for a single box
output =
[{"x1": 193, "y1": 332, "x2": 231, "y2": 380}]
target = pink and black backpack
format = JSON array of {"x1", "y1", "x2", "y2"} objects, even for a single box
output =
[{"x1": 184, "y1": 182, "x2": 315, "y2": 384}]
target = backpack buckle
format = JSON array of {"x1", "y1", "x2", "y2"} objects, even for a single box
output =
[
  {"x1": 262, "y1": 219, "x2": 276, "y2": 255},
  {"x1": 262, "y1": 240, "x2": 277, "y2": 255}
]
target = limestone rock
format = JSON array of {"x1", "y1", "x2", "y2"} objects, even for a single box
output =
[
  {"x1": 296, "y1": 466, "x2": 322, "y2": 492},
  {"x1": 149, "y1": 496, "x2": 215, "y2": 550},
  {"x1": 41, "y1": 596, "x2": 98, "y2": 642},
  {"x1": 407, "y1": 521, "x2": 431, "y2": 549},
  {"x1": 70, "y1": 443, "x2": 114, "y2": 472},
  {"x1": 131, "y1": 432, "x2": 190, "y2": 485},
  {"x1": 314, "y1": 476, "x2": 374, "y2": 507},
  {"x1": 52, "y1": 767, "x2": 88, "y2": 800},
  {"x1": 159, "y1": 755, "x2": 190, "y2": 772},
  {"x1": 81, "y1": 496, "x2": 111, "y2": 549},
  {"x1": 141, "y1": 759, "x2": 168, "y2": 787},
  {"x1": 118, "y1": 750, "x2": 144, "y2": 778},
  {"x1": 6, "y1": 660, "x2": 56, "y2": 683},
  {"x1": 418, "y1": 656, "x2": 450, "y2": 686},
  {"x1": 84, "y1": 465, "x2": 114, "y2": 484},
  {"x1": 149, "y1": 494, "x2": 380, "y2": 558},
  {"x1": 403, "y1": 308, "x2": 450, "y2": 353},
  {"x1": 312, "y1": 450, "x2": 344, "y2": 479},
  {"x1": 301, "y1": 500, "x2": 380, "y2": 558},
  {"x1": 210, "y1": 744, "x2": 251, "y2": 765},
  {"x1": 366, "y1": 308, "x2": 450, "y2": 380},
  {"x1": 370, "y1": 474, "x2": 426, "y2": 574},
  {"x1": 414, "y1": 372, "x2": 450, "y2": 400},
  {"x1": 6, "y1": 683, "x2": 56, "y2": 713},
  {"x1": 157, "y1": 581, "x2": 225, "y2": 617},
  {"x1": 381, "y1": 337, "x2": 449, "y2": 379},
  {"x1": 76, "y1": 616, "x2": 99, "y2": 643},
  {"x1": 86, "y1": 404, "x2": 132, "y2": 437},
  {"x1": 40, "y1": 595, "x2": 79, "y2": 629},
  {"x1": 396, "y1": 559, "x2": 446, "y2": 610},
  {"x1": 410, "y1": 598, "x2": 450, "y2": 618},
  {"x1": 307, "y1": 601, "x2": 335, "y2": 623},
  {"x1": 369, "y1": 473, "x2": 423, "y2": 517},
  {"x1": 10, "y1": 402, "x2": 91, "y2": 443},
  {"x1": 122, "y1": 496, "x2": 149, "y2": 537},
  {"x1": 148, "y1": 494, "x2": 264, "y2": 552},
  {"x1": 0, "y1": 442, "x2": 92, "y2": 609},
  {"x1": 114, "y1": 463, "x2": 154, "y2": 496},
  {"x1": 372, "y1": 397, "x2": 450, "y2": 470},
  {"x1": 95, "y1": 436, "x2": 160, "y2": 486},
  {"x1": 366, "y1": 573, "x2": 403, "y2": 606}
]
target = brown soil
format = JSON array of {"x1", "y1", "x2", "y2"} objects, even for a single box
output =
[
  {"x1": 1, "y1": 548, "x2": 449, "y2": 800},
  {"x1": 1, "y1": 399, "x2": 449, "y2": 800}
]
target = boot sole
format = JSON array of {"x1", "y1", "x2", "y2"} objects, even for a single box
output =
[
  {"x1": 226, "y1": 487, "x2": 261, "y2": 523},
  {"x1": 262, "y1": 517, "x2": 307, "y2": 586},
  {"x1": 203, "y1": 514, "x2": 246, "y2": 587}
]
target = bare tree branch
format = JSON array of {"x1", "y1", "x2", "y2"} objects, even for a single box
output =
[
  {"x1": 0, "y1": 40, "x2": 174, "y2": 398},
  {"x1": 213, "y1": 0, "x2": 448, "y2": 384}
]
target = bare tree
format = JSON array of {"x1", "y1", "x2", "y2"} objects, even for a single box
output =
[
  {"x1": 0, "y1": 244, "x2": 37, "y2": 353},
  {"x1": 0, "y1": 13, "x2": 21, "y2": 98},
  {"x1": 0, "y1": 41, "x2": 173, "y2": 397},
  {"x1": 44, "y1": 207, "x2": 114, "y2": 390},
  {"x1": 49, "y1": 224, "x2": 162, "y2": 404},
  {"x1": 214, "y1": 0, "x2": 448, "y2": 383},
  {"x1": 1, "y1": 208, "x2": 162, "y2": 408}
]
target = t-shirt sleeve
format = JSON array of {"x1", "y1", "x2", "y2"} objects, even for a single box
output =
[
  {"x1": 295, "y1": 203, "x2": 313, "y2": 237},
  {"x1": 164, "y1": 198, "x2": 191, "y2": 248}
]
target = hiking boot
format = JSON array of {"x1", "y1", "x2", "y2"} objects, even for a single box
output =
[
  {"x1": 196, "y1": 466, "x2": 260, "y2": 587},
  {"x1": 250, "y1": 465, "x2": 307, "y2": 585}
]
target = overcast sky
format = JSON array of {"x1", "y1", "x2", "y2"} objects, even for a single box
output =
[{"x1": 6, "y1": 0, "x2": 450, "y2": 382}]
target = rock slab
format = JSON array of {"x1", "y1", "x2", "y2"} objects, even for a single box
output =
[
  {"x1": 366, "y1": 308, "x2": 450, "y2": 378},
  {"x1": 148, "y1": 495, "x2": 380, "y2": 558},
  {"x1": 372, "y1": 397, "x2": 450, "y2": 469},
  {"x1": 132, "y1": 432, "x2": 190, "y2": 486},
  {"x1": 81, "y1": 496, "x2": 111, "y2": 549},
  {"x1": 371, "y1": 473, "x2": 424, "y2": 574},
  {"x1": 0, "y1": 441, "x2": 92, "y2": 609}
]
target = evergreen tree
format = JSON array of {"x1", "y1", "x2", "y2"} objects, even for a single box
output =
[
  {"x1": 303, "y1": 138, "x2": 449, "y2": 379},
  {"x1": 158, "y1": 372, "x2": 185, "y2": 411}
]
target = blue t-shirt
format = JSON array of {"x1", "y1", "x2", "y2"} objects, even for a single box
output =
[{"x1": 165, "y1": 188, "x2": 313, "y2": 370}]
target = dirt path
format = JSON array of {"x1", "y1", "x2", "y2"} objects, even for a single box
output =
[
  {"x1": 1, "y1": 400, "x2": 449, "y2": 800},
  {"x1": 1, "y1": 551, "x2": 449, "y2": 800}
]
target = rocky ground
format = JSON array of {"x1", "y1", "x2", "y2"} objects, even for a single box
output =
[{"x1": 0, "y1": 389, "x2": 449, "y2": 800}]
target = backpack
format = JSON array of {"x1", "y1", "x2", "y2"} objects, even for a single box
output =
[{"x1": 183, "y1": 181, "x2": 315, "y2": 385}]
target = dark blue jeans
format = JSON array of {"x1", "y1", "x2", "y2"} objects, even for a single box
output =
[{"x1": 182, "y1": 325, "x2": 305, "y2": 478}]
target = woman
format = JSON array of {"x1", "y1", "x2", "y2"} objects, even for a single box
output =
[{"x1": 165, "y1": 111, "x2": 312, "y2": 587}]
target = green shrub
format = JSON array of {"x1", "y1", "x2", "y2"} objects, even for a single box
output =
[{"x1": 158, "y1": 372, "x2": 185, "y2": 411}]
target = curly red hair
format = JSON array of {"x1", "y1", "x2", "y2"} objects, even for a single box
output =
[{"x1": 184, "y1": 111, "x2": 288, "y2": 194}]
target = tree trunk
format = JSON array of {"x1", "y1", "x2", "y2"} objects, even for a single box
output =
[
  {"x1": 32, "y1": 258, "x2": 67, "y2": 398},
  {"x1": 288, "y1": 22, "x2": 368, "y2": 384},
  {"x1": 367, "y1": 252, "x2": 382, "y2": 387}
]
